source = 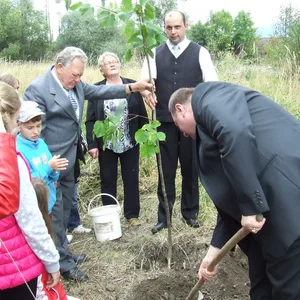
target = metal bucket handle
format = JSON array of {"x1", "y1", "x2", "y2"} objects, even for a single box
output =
[{"x1": 88, "y1": 193, "x2": 121, "y2": 215}]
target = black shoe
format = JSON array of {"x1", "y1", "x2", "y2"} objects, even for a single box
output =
[
  {"x1": 151, "y1": 222, "x2": 167, "y2": 234},
  {"x1": 73, "y1": 253, "x2": 88, "y2": 264},
  {"x1": 185, "y1": 218, "x2": 201, "y2": 228},
  {"x1": 62, "y1": 267, "x2": 89, "y2": 281}
]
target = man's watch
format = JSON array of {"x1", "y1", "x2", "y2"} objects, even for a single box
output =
[{"x1": 128, "y1": 84, "x2": 133, "y2": 93}]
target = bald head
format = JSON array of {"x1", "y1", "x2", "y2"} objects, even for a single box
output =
[
  {"x1": 164, "y1": 10, "x2": 188, "y2": 45},
  {"x1": 164, "y1": 10, "x2": 186, "y2": 25}
]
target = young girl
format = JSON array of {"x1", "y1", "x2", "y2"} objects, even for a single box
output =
[
  {"x1": 0, "y1": 72, "x2": 20, "y2": 92},
  {"x1": 0, "y1": 82, "x2": 60, "y2": 299},
  {"x1": 31, "y1": 178, "x2": 80, "y2": 300}
]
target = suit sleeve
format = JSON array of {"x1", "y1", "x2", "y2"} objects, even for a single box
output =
[
  {"x1": 83, "y1": 82, "x2": 127, "y2": 101},
  {"x1": 194, "y1": 85, "x2": 270, "y2": 216},
  {"x1": 0, "y1": 134, "x2": 20, "y2": 219},
  {"x1": 211, "y1": 212, "x2": 232, "y2": 249}
]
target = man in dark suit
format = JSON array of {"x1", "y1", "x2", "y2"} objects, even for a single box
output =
[
  {"x1": 142, "y1": 10, "x2": 218, "y2": 234},
  {"x1": 24, "y1": 47, "x2": 152, "y2": 281},
  {"x1": 169, "y1": 82, "x2": 300, "y2": 299}
]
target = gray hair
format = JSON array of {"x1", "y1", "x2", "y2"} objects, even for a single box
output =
[
  {"x1": 168, "y1": 88, "x2": 194, "y2": 115},
  {"x1": 55, "y1": 47, "x2": 88, "y2": 67},
  {"x1": 97, "y1": 52, "x2": 120, "y2": 70}
]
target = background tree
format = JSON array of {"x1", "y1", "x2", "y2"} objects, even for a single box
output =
[
  {"x1": 186, "y1": 21, "x2": 209, "y2": 46},
  {"x1": 206, "y1": 10, "x2": 233, "y2": 54},
  {"x1": 274, "y1": 4, "x2": 298, "y2": 38},
  {"x1": 0, "y1": 0, "x2": 49, "y2": 60},
  {"x1": 265, "y1": 4, "x2": 300, "y2": 71},
  {"x1": 56, "y1": 9, "x2": 126, "y2": 63},
  {"x1": 233, "y1": 11, "x2": 256, "y2": 57},
  {"x1": 148, "y1": 0, "x2": 177, "y2": 28}
]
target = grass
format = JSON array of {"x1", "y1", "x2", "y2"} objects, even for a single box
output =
[{"x1": 2, "y1": 55, "x2": 300, "y2": 299}]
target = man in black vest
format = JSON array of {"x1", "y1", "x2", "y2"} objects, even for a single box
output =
[{"x1": 142, "y1": 10, "x2": 218, "y2": 234}]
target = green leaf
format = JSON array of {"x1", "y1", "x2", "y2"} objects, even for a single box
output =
[
  {"x1": 70, "y1": 2, "x2": 82, "y2": 11},
  {"x1": 124, "y1": 49, "x2": 133, "y2": 61},
  {"x1": 147, "y1": 132, "x2": 157, "y2": 143},
  {"x1": 144, "y1": 3, "x2": 155, "y2": 20},
  {"x1": 135, "y1": 129, "x2": 149, "y2": 143},
  {"x1": 140, "y1": 24, "x2": 148, "y2": 39},
  {"x1": 99, "y1": 10, "x2": 116, "y2": 27},
  {"x1": 79, "y1": 4, "x2": 94, "y2": 15},
  {"x1": 150, "y1": 120, "x2": 161, "y2": 128},
  {"x1": 147, "y1": 36, "x2": 157, "y2": 48},
  {"x1": 65, "y1": 0, "x2": 72, "y2": 10},
  {"x1": 145, "y1": 123, "x2": 153, "y2": 131},
  {"x1": 127, "y1": 31, "x2": 140, "y2": 43},
  {"x1": 124, "y1": 20, "x2": 135, "y2": 37},
  {"x1": 93, "y1": 120, "x2": 106, "y2": 138},
  {"x1": 133, "y1": 4, "x2": 143, "y2": 17},
  {"x1": 146, "y1": 48, "x2": 154, "y2": 58},
  {"x1": 140, "y1": 143, "x2": 156, "y2": 159},
  {"x1": 157, "y1": 131, "x2": 166, "y2": 141},
  {"x1": 118, "y1": 12, "x2": 132, "y2": 22},
  {"x1": 121, "y1": 0, "x2": 133, "y2": 12},
  {"x1": 139, "y1": 0, "x2": 148, "y2": 7}
]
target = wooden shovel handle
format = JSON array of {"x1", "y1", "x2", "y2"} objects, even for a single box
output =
[{"x1": 185, "y1": 214, "x2": 264, "y2": 300}]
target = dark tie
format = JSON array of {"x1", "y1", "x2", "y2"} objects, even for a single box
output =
[{"x1": 67, "y1": 89, "x2": 78, "y2": 115}]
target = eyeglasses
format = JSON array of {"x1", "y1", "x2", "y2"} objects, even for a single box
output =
[{"x1": 104, "y1": 60, "x2": 119, "y2": 66}]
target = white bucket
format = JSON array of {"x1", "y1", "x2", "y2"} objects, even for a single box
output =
[{"x1": 88, "y1": 193, "x2": 122, "y2": 242}]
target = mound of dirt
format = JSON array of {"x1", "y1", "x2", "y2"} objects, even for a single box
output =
[{"x1": 129, "y1": 247, "x2": 250, "y2": 300}]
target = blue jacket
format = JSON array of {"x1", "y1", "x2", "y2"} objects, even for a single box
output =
[{"x1": 16, "y1": 135, "x2": 59, "y2": 213}]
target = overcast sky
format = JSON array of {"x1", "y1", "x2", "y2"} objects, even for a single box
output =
[
  {"x1": 180, "y1": 0, "x2": 300, "y2": 26},
  {"x1": 34, "y1": 0, "x2": 300, "y2": 38}
]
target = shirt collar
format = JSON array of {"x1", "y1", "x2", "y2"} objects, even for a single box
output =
[{"x1": 166, "y1": 37, "x2": 190, "y2": 52}]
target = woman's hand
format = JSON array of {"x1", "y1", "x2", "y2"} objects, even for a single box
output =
[{"x1": 88, "y1": 148, "x2": 99, "y2": 159}]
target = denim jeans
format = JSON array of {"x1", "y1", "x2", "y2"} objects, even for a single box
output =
[{"x1": 67, "y1": 182, "x2": 81, "y2": 231}]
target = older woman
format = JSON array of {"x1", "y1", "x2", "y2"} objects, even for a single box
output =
[{"x1": 86, "y1": 52, "x2": 148, "y2": 226}]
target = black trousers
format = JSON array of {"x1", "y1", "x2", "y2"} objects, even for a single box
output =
[
  {"x1": 0, "y1": 277, "x2": 37, "y2": 300},
  {"x1": 99, "y1": 145, "x2": 140, "y2": 219},
  {"x1": 157, "y1": 122, "x2": 199, "y2": 223},
  {"x1": 244, "y1": 236, "x2": 300, "y2": 300}
]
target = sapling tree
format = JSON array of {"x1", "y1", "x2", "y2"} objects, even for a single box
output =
[{"x1": 66, "y1": 0, "x2": 175, "y2": 268}]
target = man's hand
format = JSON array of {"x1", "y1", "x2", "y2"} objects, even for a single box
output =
[
  {"x1": 49, "y1": 155, "x2": 69, "y2": 171},
  {"x1": 198, "y1": 245, "x2": 220, "y2": 281},
  {"x1": 46, "y1": 271, "x2": 60, "y2": 289},
  {"x1": 88, "y1": 148, "x2": 99, "y2": 159},
  {"x1": 241, "y1": 215, "x2": 266, "y2": 234},
  {"x1": 129, "y1": 79, "x2": 153, "y2": 93},
  {"x1": 199, "y1": 257, "x2": 218, "y2": 282}
]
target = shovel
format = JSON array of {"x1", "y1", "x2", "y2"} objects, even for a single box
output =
[{"x1": 185, "y1": 214, "x2": 264, "y2": 300}]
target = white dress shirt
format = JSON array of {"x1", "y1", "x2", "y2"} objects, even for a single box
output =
[{"x1": 141, "y1": 38, "x2": 218, "y2": 82}]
